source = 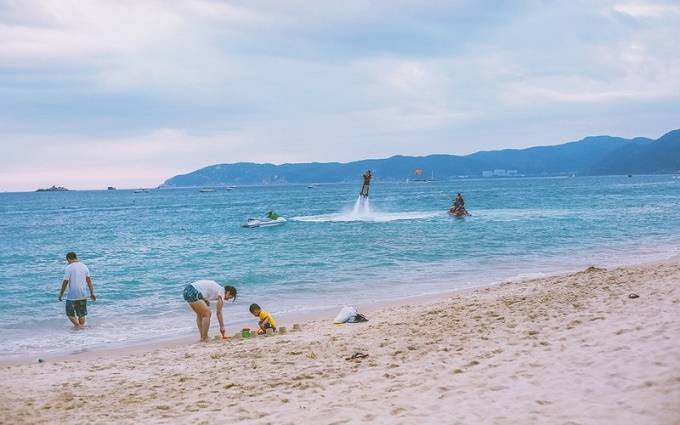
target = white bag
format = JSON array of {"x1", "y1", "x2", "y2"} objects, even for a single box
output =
[{"x1": 333, "y1": 306, "x2": 358, "y2": 324}]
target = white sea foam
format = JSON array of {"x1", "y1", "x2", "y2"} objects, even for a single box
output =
[{"x1": 293, "y1": 196, "x2": 441, "y2": 222}]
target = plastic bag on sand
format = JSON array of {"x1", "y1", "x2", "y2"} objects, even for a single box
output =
[{"x1": 334, "y1": 306, "x2": 358, "y2": 324}]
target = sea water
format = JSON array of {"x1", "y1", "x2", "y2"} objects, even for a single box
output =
[{"x1": 1, "y1": 175, "x2": 679, "y2": 359}]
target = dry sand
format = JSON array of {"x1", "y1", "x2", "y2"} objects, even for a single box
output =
[{"x1": 1, "y1": 257, "x2": 679, "y2": 425}]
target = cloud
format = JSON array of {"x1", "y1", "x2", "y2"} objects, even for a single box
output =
[
  {"x1": 612, "y1": 1, "x2": 680, "y2": 18},
  {"x1": 388, "y1": 61, "x2": 427, "y2": 91},
  {"x1": 1, "y1": 0, "x2": 679, "y2": 190}
]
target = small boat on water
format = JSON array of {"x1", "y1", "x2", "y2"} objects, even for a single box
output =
[
  {"x1": 133, "y1": 189, "x2": 149, "y2": 193},
  {"x1": 107, "y1": 186, "x2": 116, "y2": 191},
  {"x1": 199, "y1": 188, "x2": 216, "y2": 193},
  {"x1": 242, "y1": 211, "x2": 286, "y2": 228}
]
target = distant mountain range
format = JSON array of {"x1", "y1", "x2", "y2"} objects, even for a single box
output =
[{"x1": 162, "y1": 129, "x2": 680, "y2": 187}]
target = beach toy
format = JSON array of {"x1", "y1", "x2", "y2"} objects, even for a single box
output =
[
  {"x1": 278, "y1": 326, "x2": 287, "y2": 334},
  {"x1": 265, "y1": 328, "x2": 274, "y2": 336},
  {"x1": 293, "y1": 324, "x2": 301, "y2": 331},
  {"x1": 241, "y1": 328, "x2": 251, "y2": 338}
]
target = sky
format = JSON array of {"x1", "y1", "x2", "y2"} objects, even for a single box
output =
[{"x1": 1, "y1": 0, "x2": 679, "y2": 190}]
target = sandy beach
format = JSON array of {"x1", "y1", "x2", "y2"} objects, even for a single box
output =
[{"x1": 1, "y1": 257, "x2": 679, "y2": 425}]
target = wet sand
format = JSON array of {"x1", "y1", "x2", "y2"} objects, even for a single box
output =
[{"x1": 1, "y1": 257, "x2": 679, "y2": 424}]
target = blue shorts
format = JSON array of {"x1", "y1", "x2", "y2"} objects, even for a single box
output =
[
  {"x1": 183, "y1": 284, "x2": 203, "y2": 303},
  {"x1": 65, "y1": 299, "x2": 87, "y2": 317}
]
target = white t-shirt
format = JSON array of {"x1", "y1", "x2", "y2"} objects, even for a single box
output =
[
  {"x1": 191, "y1": 280, "x2": 224, "y2": 301},
  {"x1": 63, "y1": 262, "x2": 90, "y2": 300}
]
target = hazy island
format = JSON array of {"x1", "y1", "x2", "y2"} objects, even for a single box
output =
[
  {"x1": 162, "y1": 129, "x2": 680, "y2": 187},
  {"x1": 35, "y1": 185, "x2": 69, "y2": 192}
]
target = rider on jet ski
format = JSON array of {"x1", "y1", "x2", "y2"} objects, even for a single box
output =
[
  {"x1": 453, "y1": 193, "x2": 464, "y2": 210},
  {"x1": 451, "y1": 193, "x2": 469, "y2": 216}
]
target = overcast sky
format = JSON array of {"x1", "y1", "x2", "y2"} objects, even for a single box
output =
[{"x1": 1, "y1": 0, "x2": 679, "y2": 190}]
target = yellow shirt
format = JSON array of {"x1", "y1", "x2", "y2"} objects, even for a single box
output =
[{"x1": 258, "y1": 310, "x2": 277, "y2": 328}]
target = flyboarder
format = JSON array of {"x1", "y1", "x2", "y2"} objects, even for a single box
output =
[{"x1": 360, "y1": 170, "x2": 372, "y2": 198}]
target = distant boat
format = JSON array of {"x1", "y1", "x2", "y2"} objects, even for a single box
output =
[
  {"x1": 628, "y1": 174, "x2": 633, "y2": 178},
  {"x1": 36, "y1": 185, "x2": 68, "y2": 192},
  {"x1": 307, "y1": 183, "x2": 319, "y2": 189},
  {"x1": 199, "y1": 188, "x2": 216, "y2": 193},
  {"x1": 133, "y1": 189, "x2": 149, "y2": 193},
  {"x1": 107, "y1": 186, "x2": 116, "y2": 190}
]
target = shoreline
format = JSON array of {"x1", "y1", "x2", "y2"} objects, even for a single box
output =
[
  {"x1": 0, "y1": 265, "x2": 600, "y2": 366},
  {"x1": 1, "y1": 255, "x2": 679, "y2": 424},
  {"x1": 3, "y1": 252, "x2": 678, "y2": 366},
  {"x1": 0, "y1": 280, "x2": 499, "y2": 366}
]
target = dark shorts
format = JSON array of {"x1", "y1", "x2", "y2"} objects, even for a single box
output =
[
  {"x1": 259, "y1": 322, "x2": 276, "y2": 333},
  {"x1": 183, "y1": 284, "x2": 203, "y2": 303},
  {"x1": 65, "y1": 299, "x2": 87, "y2": 317}
]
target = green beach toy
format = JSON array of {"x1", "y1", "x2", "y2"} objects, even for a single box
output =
[{"x1": 241, "y1": 328, "x2": 251, "y2": 338}]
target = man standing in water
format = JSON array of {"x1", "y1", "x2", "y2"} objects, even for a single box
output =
[
  {"x1": 58, "y1": 252, "x2": 96, "y2": 327},
  {"x1": 360, "y1": 170, "x2": 372, "y2": 198}
]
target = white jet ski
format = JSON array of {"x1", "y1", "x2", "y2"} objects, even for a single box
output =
[{"x1": 241, "y1": 216, "x2": 287, "y2": 228}]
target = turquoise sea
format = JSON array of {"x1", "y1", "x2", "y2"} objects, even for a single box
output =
[{"x1": 1, "y1": 175, "x2": 679, "y2": 359}]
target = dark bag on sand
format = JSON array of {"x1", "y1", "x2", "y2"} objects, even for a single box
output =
[{"x1": 347, "y1": 313, "x2": 368, "y2": 323}]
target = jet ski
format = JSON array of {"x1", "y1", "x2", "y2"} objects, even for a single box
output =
[
  {"x1": 448, "y1": 207, "x2": 470, "y2": 217},
  {"x1": 241, "y1": 211, "x2": 287, "y2": 228},
  {"x1": 242, "y1": 217, "x2": 287, "y2": 228}
]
